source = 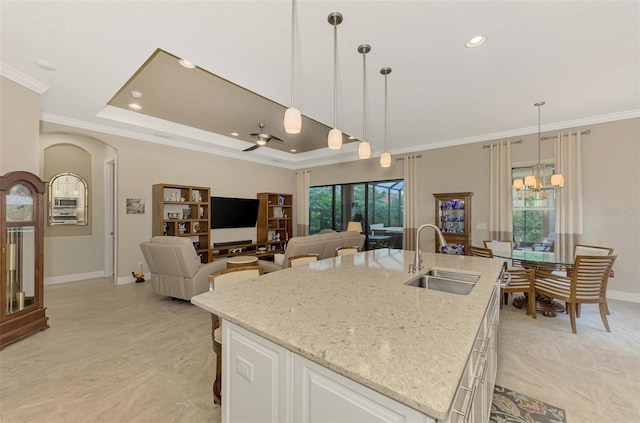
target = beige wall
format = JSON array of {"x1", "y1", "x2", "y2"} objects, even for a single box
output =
[
  {"x1": 41, "y1": 134, "x2": 115, "y2": 281},
  {"x1": 41, "y1": 122, "x2": 296, "y2": 284},
  {"x1": 308, "y1": 118, "x2": 640, "y2": 299},
  {"x1": 3, "y1": 76, "x2": 638, "y2": 298},
  {"x1": 0, "y1": 77, "x2": 41, "y2": 175}
]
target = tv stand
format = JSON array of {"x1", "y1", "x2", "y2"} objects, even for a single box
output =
[
  {"x1": 214, "y1": 240, "x2": 252, "y2": 247},
  {"x1": 210, "y1": 241, "x2": 279, "y2": 260}
]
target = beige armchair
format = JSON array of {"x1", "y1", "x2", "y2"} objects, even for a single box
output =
[{"x1": 140, "y1": 236, "x2": 226, "y2": 300}]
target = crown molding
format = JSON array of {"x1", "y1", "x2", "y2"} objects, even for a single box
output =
[{"x1": 0, "y1": 64, "x2": 50, "y2": 94}]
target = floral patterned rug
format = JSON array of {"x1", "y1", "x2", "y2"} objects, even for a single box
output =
[{"x1": 491, "y1": 385, "x2": 567, "y2": 423}]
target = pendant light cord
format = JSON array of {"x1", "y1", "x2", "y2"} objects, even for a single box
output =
[
  {"x1": 333, "y1": 22, "x2": 338, "y2": 128},
  {"x1": 362, "y1": 50, "x2": 367, "y2": 142},
  {"x1": 290, "y1": 0, "x2": 295, "y2": 108},
  {"x1": 383, "y1": 72, "x2": 388, "y2": 151}
]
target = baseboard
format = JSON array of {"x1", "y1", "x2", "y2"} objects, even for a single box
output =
[
  {"x1": 607, "y1": 289, "x2": 640, "y2": 303},
  {"x1": 45, "y1": 271, "x2": 105, "y2": 285}
]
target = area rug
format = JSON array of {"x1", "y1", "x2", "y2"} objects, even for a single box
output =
[{"x1": 491, "y1": 385, "x2": 567, "y2": 423}]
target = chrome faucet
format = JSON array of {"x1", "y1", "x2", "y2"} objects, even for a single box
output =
[{"x1": 409, "y1": 224, "x2": 447, "y2": 273}]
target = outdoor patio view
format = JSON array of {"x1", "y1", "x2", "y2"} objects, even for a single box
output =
[{"x1": 309, "y1": 180, "x2": 404, "y2": 250}]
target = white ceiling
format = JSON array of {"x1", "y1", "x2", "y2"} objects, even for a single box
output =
[{"x1": 1, "y1": 1, "x2": 638, "y2": 169}]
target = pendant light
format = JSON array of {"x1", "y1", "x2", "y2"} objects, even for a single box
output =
[
  {"x1": 327, "y1": 12, "x2": 343, "y2": 149},
  {"x1": 284, "y1": 0, "x2": 302, "y2": 134},
  {"x1": 379, "y1": 67, "x2": 392, "y2": 167},
  {"x1": 357, "y1": 44, "x2": 371, "y2": 159},
  {"x1": 513, "y1": 101, "x2": 564, "y2": 192}
]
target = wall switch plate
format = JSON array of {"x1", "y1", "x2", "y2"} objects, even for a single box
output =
[{"x1": 477, "y1": 223, "x2": 487, "y2": 230}]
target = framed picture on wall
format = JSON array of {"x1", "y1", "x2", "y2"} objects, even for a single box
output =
[{"x1": 126, "y1": 198, "x2": 145, "y2": 214}]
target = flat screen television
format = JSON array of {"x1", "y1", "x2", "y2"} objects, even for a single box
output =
[{"x1": 210, "y1": 196, "x2": 259, "y2": 229}]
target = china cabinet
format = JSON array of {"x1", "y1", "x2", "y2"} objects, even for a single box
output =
[
  {"x1": 256, "y1": 193, "x2": 293, "y2": 254},
  {"x1": 433, "y1": 192, "x2": 473, "y2": 256},
  {"x1": 152, "y1": 183, "x2": 210, "y2": 262},
  {"x1": 1, "y1": 171, "x2": 49, "y2": 349}
]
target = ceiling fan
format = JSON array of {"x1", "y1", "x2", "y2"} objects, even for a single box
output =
[{"x1": 243, "y1": 123, "x2": 284, "y2": 151}]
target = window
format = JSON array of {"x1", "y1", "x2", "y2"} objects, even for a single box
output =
[
  {"x1": 309, "y1": 179, "x2": 404, "y2": 249},
  {"x1": 512, "y1": 165, "x2": 555, "y2": 255}
]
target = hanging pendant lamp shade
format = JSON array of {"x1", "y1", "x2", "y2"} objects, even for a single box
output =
[
  {"x1": 327, "y1": 12, "x2": 343, "y2": 149},
  {"x1": 512, "y1": 101, "x2": 564, "y2": 192},
  {"x1": 380, "y1": 67, "x2": 392, "y2": 167},
  {"x1": 357, "y1": 44, "x2": 371, "y2": 159},
  {"x1": 284, "y1": 0, "x2": 302, "y2": 134}
]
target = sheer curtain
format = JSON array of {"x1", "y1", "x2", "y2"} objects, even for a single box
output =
[
  {"x1": 554, "y1": 131, "x2": 583, "y2": 261},
  {"x1": 295, "y1": 170, "x2": 310, "y2": 236},
  {"x1": 489, "y1": 141, "x2": 513, "y2": 241},
  {"x1": 403, "y1": 155, "x2": 421, "y2": 250}
]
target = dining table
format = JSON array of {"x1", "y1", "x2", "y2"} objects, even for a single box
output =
[{"x1": 494, "y1": 250, "x2": 574, "y2": 317}]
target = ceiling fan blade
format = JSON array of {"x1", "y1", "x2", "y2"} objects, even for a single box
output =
[
  {"x1": 243, "y1": 144, "x2": 262, "y2": 152},
  {"x1": 269, "y1": 136, "x2": 284, "y2": 143}
]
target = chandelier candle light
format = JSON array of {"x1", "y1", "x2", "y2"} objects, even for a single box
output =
[
  {"x1": 512, "y1": 101, "x2": 564, "y2": 193},
  {"x1": 284, "y1": 0, "x2": 302, "y2": 134},
  {"x1": 357, "y1": 44, "x2": 371, "y2": 159},
  {"x1": 380, "y1": 67, "x2": 392, "y2": 167},
  {"x1": 327, "y1": 12, "x2": 343, "y2": 149}
]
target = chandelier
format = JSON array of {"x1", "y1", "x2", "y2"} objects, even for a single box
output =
[{"x1": 512, "y1": 101, "x2": 564, "y2": 196}]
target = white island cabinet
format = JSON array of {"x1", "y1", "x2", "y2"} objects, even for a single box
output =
[{"x1": 191, "y1": 249, "x2": 503, "y2": 423}]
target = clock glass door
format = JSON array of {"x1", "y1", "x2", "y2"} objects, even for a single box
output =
[{"x1": 5, "y1": 227, "x2": 36, "y2": 316}]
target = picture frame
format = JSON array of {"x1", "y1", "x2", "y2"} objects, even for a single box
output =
[{"x1": 126, "y1": 198, "x2": 145, "y2": 214}]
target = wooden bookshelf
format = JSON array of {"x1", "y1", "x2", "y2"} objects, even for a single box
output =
[
  {"x1": 152, "y1": 183, "x2": 210, "y2": 262},
  {"x1": 257, "y1": 193, "x2": 293, "y2": 254}
]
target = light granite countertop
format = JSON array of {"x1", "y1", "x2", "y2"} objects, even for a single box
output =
[{"x1": 191, "y1": 249, "x2": 504, "y2": 420}]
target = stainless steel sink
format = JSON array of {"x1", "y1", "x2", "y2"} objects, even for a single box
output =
[{"x1": 405, "y1": 269, "x2": 480, "y2": 295}]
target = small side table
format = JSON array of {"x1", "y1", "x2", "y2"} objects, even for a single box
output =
[{"x1": 227, "y1": 256, "x2": 259, "y2": 269}]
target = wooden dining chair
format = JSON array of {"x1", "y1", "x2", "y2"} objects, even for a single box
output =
[
  {"x1": 335, "y1": 246, "x2": 361, "y2": 256},
  {"x1": 209, "y1": 265, "x2": 264, "y2": 404},
  {"x1": 554, "y1": 244, "x2": 615, "y2": 315},
  {"x1": 287, "y1": 254, "x2": 319, "y2": 267},
  {"x1": 534, "y1": 255, "x2": 617, "y2": 334},
  {"x1": 484, "y1": 240, "x2": 516, "y2": 268},
  {"x1": 502, "y1": 269, "x2": 536, "y2": 317},
  {"x1": 469, "y1": 246, "x2": 494, "y2": 258}
]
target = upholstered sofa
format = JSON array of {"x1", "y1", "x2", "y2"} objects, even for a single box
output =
[
  {"x1": 258, "y1": 231, "x2": 366, "y2": 273},
  {"x1": 140, "y1": 236, "x2": 227, "y2": 300}
]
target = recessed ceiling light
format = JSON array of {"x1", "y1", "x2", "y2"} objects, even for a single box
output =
[
  {"x1": 128, "y1": 103, "x2": 142, "y2": 110},
  {"x1": 348, "y1": 135, "x2": 356, "y2": 140},
  {"x1": 230, "y1": 132, "x2": 239, "y2": 137},
  {"x1": 290, "y1": 149, "x2": 297, "y2": 153},
  {"x1": 465, "y1": 35, "x2": 487, "y2": 48},
  {"x1": 32, "y1": 58, "x2": 56, "y2": 71},
  {"x1": 130, "y1": 90, "x2": 143, "y2": 98},
  {"x1": 178, "y1": 59, "x2": 195, "y2": 69}
]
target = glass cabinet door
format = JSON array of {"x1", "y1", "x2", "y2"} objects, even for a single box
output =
[{"x1": 5, "y1": 226, "x2": 36, "y2": 315}]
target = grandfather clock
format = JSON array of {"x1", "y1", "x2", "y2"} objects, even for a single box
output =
[{"x1": 0, "y1": 171, "x2": 49, "y2": 349}]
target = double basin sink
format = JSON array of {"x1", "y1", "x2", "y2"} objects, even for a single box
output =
[{"x1": 405, "y1": 269, "x2": 480, "y2": 295}]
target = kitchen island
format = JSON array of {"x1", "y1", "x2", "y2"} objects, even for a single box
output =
[{"x1": 192, "y1": 249, "x2": 503, "y2": 422}]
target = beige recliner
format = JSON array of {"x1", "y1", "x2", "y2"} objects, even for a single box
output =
[{"x1": 140, "y1": 236, "x2": 226, "y2": 300}]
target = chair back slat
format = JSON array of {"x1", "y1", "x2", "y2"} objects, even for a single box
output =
[
  {"x1": 209, "y1": 266, "x2": 263, "y2": 291},
  {"x1": 469, "y1": 246, "x2": 494, "y2": 258},
  {"x1": 572, "y1": 255, "x2": 617, "y2": 300}
]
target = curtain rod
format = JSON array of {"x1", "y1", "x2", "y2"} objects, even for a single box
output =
[
  {"x1": 482, "y1": 129, "x2": 591, "y2": 148},
  {"x1": 395, "y1": 154, "x2": 422, "y2": 161},
  {"x1": 540, "y1": 129, "x2": 591, "y2": 141},
  {"x1": 482, "y1": 139, "x2": 523, "y2": 149}
]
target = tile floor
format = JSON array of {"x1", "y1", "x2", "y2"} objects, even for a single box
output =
[{"x1": 0, "y1": 278, "x2": 638, "y2": 422}]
